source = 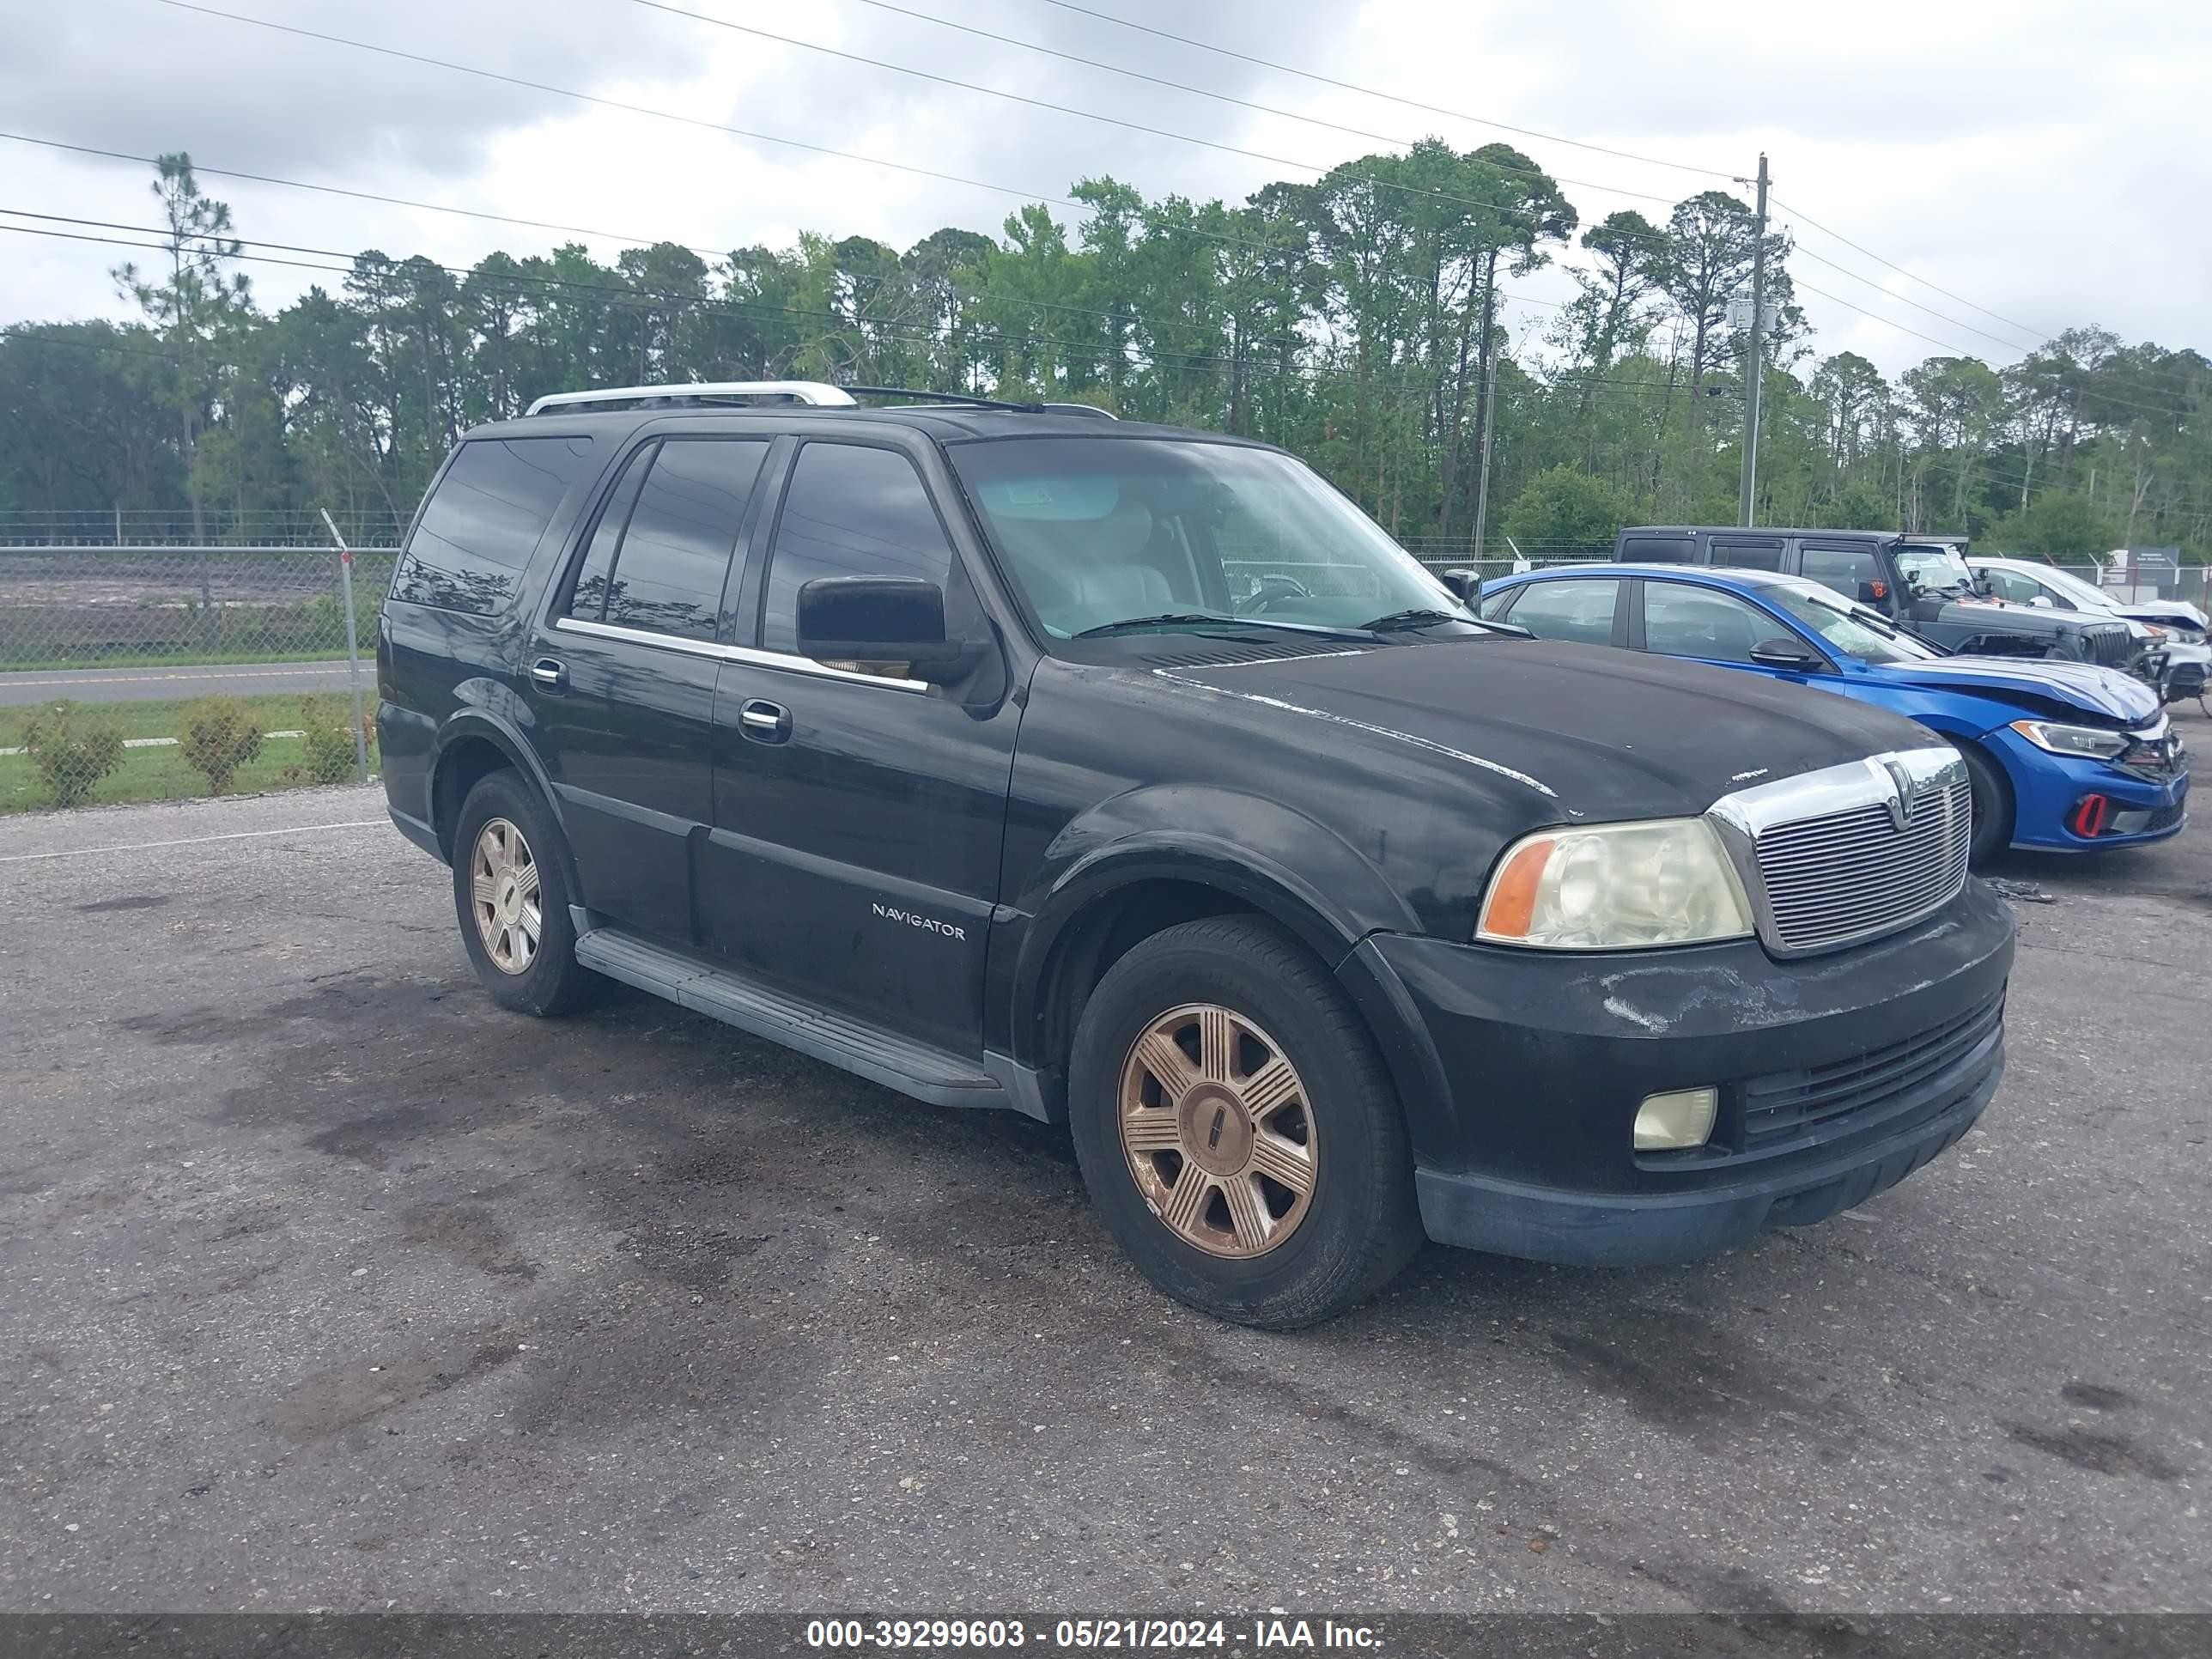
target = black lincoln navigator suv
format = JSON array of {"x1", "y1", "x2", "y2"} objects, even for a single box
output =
[{"x1": 377, "y1": 382, "x2": 2014, "y2": 1328}]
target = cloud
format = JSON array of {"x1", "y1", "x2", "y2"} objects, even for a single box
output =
[{"x1": 3, "y1": 0, "x2": 2207, "y2": 380}]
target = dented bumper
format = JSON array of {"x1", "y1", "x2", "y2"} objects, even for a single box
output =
[{"x1": 1353, "y1": 878, "x2": 2015, "y2": 1266}]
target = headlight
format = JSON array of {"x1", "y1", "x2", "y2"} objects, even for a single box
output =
[
  {"x1": 2009, "y1": 719, "x2": 2130, "y2": 760},
  {"x1": 1476, "y1": 818, "x2": 1753, "y2": 950}
]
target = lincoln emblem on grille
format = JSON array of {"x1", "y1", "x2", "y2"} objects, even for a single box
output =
[{"x1": 1881, "y1": 758, "x2": 1919, "y2": 832}]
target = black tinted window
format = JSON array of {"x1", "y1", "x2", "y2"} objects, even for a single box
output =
[
  {"x1": 764, "y1": 444, "x2": 954, "y2": 652},
  {"x1": 1800, "y1": 545, "x2": 1885, "y2": 601},
  {"x1": 566, "y1": 442, "x2": 657, "y2": 623},
  {"x1": 392, "y1": 436, "x2": 594, "y2": 614},
  {"x1": 1500, "y1": 578, "x2": 1620, "y2": 646},
  {"x1": 1620, "y1": 536, "x2": 1694, "y2": 563},
  {"x1": 602, "y1": 439, "x2": 767, "y2": 641},
  {"x1": 1643, "y1": 582, "x2": 1778, "y2": 664},
  {"x1": 1709, "y1": 538, "x2": 1784, "y2": 572}
]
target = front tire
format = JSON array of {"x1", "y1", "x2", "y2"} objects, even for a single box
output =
[
  {"x1": 451, "y1": 770, "x2": 600, "y2": 1017},
  {"x1": 1067, "y1": 917, "x2": 1423, "y2": 1328},
  {"x1": 1948, "y1": 740, "x2": 2014, "y2": 866}
]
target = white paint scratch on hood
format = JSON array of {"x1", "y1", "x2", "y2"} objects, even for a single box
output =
[{"x1": 1151, "y1": 665, "x2": 1559, "y2": 799}]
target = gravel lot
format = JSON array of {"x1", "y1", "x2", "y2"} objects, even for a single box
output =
[{"x1": 2, "y1": 716, "x2": 2206, "y2": 1618}]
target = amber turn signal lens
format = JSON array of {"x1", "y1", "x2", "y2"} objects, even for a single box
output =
[{"x1": 1478, "y1": 836, "x2": 1554, "y2": 940}]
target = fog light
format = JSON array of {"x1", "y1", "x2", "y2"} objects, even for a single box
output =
[{"x1": 1635, "y1": 1086, "x2": 1718, "y2": 1151}]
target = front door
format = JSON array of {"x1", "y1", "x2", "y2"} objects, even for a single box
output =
[
  {"x1": 526, "y1": 434, "x2": 770, "y2": 944},
  {"x1": 702, "y1": 437, "x2": 1018, "y2": 1058}
]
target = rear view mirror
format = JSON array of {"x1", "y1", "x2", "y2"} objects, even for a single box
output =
[
  {"x1": 796, "y1": 577, "x2": 987, "y2": 684},
  {"x1": 1750, "y1": 638, "x2": 1824, "y2": 672}
]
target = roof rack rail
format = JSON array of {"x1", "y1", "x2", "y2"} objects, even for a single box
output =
[
  {"x1": 839, "y1": 385, "x2": 1047, "y2": 413},
  {"x1": 1040, "y1": 401, "x2": 1119, "y2": 420},
  {"x1": 525, "y1": 381, "x2": 858, "y2": 416}
]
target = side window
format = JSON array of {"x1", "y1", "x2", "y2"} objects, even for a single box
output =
[
  {"x1": 1619, "y1": 535, "x2": 1694, "y2": 563},
  {"x1": 1498, "y1": 578, "x2": 1620, "y2": 647},
  {"x1": 599, "y1": 439, "x2": 769, "y2": 641},
  {"x1": 763, "y1": 444, "x2": 956, "y2": 653},
  {"x1": 1643, "y1": 582, "x2": 1784, "y2": 665},
  {"x1": 391, "y1": 436, "x2": 595, "y2": 614},
  {"x1": 564, "y1": 441, "x2": 657, "y2": 623},
  {"x1": 1800, "y1": 544, "x2": 1886, "y2": 604},
  {"x1": 1709, "y1": 538, "x2": 1785, "y2": 572}
]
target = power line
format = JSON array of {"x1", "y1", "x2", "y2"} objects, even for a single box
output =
[
  {"x1": 716, "y1": 0, "x2": 1695, "y2": 220},
  {"x1": 626, "y1": 0, "x2": 1693, "y2": 232},
  {"x1": 1771, "y1": 194, "x2": 2056, "y2": 343},
  {"x1": 1024, "y1": 0, "x2": 1737, "y2": 181}
]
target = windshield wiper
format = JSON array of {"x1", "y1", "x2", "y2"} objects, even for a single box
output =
[
  {"x1": 1358, "y1": 607, "x2": 1466, "y2": 633},
  {"x1": 1073, "y1": 612, "x2": 1267, "y2": 638}
]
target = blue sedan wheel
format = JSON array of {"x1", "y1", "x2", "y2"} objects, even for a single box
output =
[{"x1": 1946, "y1": 739, "x2": 2014, "y2": 865}]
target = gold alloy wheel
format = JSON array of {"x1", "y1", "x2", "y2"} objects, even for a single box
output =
[
  {"x1": 1118, "y1": 1003, "x2": 1318, "y2": 1259},
  {"x1": 470, "y1": 817, "x2": 543, "y2": 975}
]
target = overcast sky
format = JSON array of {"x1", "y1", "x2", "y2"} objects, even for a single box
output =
[{"x1": 3, "y1": 0, "x2": 2206, "y2": 380}]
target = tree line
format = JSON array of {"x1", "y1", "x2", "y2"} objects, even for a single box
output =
[{"x1": 2, "y1": 149, "x2": 2206, "y2": 562}]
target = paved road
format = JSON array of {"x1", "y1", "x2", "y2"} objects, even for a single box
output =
[
  {"x1": 0, "y1": 734, "x2": 2207, "y2": 1618},
  {"x1": 0, "y1": 660, "x2": 357, "y2": 706}
]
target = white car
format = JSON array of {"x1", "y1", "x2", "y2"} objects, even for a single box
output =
[{"x1": 1972, "y1": 556, "x2": 2209, "y2": 708}]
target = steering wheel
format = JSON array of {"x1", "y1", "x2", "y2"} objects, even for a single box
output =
[{"x1": 1237, "y1": 574, "x2": 1311, "y2": 616}]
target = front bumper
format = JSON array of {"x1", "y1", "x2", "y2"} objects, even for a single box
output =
[
  {"x1": 1347, "y1": 879, "x2": 2014, "y2": 1267},
  {"x1": 1987, "y1": 726, "x2": 2189, "y2": 851}
]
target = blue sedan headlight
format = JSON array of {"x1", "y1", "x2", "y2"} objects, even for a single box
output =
[{"x1": 2009, "y1": 720, "x2": 2130, "y2": 761}]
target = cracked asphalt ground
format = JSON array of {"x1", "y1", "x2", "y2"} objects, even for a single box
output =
[{"x1": 2, "y1": 714, "x2": 2207, "y2": 1617}]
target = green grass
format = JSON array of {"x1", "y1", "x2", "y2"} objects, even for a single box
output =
[{"x1": 0, "y1": 693, "x2": 377, "y2": 815}]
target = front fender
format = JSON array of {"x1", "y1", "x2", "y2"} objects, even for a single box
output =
[{"x1": 1000, "y1": 784, "x2": 1424, "y2": 1067}]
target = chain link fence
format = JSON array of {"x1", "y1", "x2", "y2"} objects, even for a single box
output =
[{"x1": 1, "y1": 543, "x2": 391, "y2": 814}]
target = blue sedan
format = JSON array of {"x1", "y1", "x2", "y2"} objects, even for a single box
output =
[{"x1": 1479, "y1": 563, "x2": 2189, "y2": 860}]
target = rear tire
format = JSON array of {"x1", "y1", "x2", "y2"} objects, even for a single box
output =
[
  {"x1": 1067, "y1": 916, "x2": 1423, "y2": 1328},
  {"x1": 451, "y1": 770, "x2": 601, "y2": 1017},
  {"x1": 1948, "y1": 739, "x2": 2014, "y2": 866}
]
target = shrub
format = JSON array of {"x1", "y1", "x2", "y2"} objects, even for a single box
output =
[
  {"x1": 1502, "y1": 465, "x2": 1635, "y2": 556},
  {"x1": 299, "y1": 695, "x2": 361, "y2": 785},
  {"x1": 180, "y1": 696, "x2": 265, "y2": 795},
  {"x1": 21, "y1": 700, "x2": 125, "y2": 808}
]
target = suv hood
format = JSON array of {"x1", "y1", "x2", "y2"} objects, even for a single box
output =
[
  {"x1": 1866, "y1": 655, "x2": 2160, "y2": 724},
  {"x1": 1147, "y1": 638, "x2": 1934, "y2": 821}
]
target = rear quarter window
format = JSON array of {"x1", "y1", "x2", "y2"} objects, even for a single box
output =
[
  {"x1": 390, "y1": 436, "x2": 596, "y2": 614},
  {"x1": 1619, "y1": 535, "x2": 1695, "y2": 563}
]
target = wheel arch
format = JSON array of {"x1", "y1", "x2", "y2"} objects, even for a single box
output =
[
  {"x1": 1005, "y1": 823, "x2": 1435, "y2": 1127},
  {"x1": 428, "y1": 711, "x2": 576, "y2": 889}
]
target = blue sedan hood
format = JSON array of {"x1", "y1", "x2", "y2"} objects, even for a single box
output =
[{"x1": 1868, "y1": 655, "x2": 2159, "y2": 723}]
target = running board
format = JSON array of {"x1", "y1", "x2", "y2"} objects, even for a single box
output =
[{"x1": 571, "y1": 921, "x2": 1012, "y2": 1112}]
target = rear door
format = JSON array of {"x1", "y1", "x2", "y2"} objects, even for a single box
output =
[
  {"x1": 702, "y1": 435, "x2": 1018, "y2": 1057},
  {"x1": 526, "y1": 434, "x2": 771, "y2": 945}
]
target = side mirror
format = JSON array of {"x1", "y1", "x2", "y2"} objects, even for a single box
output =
[
  {"x1": 1855, "y1": 580, "x2": 1887, "y2": 606},
  {"x1": 796, "y1": 577, "x2": 987, "y2": 684},
  {"x1": 2028, "y1": 594, "x2": 2055, "y2": 609},
  {"x1": 1440, "y1": 568, "x2": 1479, "y2": 602},
  {"x1": 1749, "y1": 638, "x2": 1825, "y2": 672}
]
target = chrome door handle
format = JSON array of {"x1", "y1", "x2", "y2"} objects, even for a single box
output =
[
  {"x1": 738, "y1": 699, "x2": 791, "y2": 743},
  {"x1": 531, "y1": 658, "x2": 568, "y2": 690}
]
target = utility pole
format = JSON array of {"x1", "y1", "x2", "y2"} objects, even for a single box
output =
[
  {"x1": 1468, "y1": 331, "x2": 1504, "y2": 566},
  {"x1": 1737, "y1": 152, "x2": 1771, "y2": 527}
]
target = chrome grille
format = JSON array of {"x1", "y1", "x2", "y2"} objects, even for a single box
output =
[{"x1": 1753, "y1": 775, "x2": 1972, "y2": 952}]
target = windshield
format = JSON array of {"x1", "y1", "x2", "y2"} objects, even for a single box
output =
[
  {"x1": 1895, "y1": 544, "x2": 1975, "y2": 595},
  {"x1": 950, "y1": 437, "x2": 1469, "y2": 639},
  {"x1": 1765, "y1": 579, "x2": 1940, "y2": 663}
]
